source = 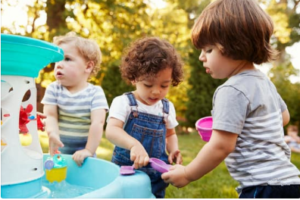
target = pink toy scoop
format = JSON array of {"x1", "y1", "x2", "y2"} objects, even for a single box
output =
[{"x1": 149, "y1": 158, "x2": 171, "y2": 173}]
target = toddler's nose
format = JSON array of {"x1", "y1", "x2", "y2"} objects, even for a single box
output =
[{"x1": 55, "y1": 61, "x2": 63, "y2": 69}]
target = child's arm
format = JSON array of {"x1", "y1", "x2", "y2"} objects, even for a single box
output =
[
  {"x1": 166, "y1": 128, "x2": 182, "y2": 164},
  {"x1": 282, "y1": 109, "x2": 290, "y2": 126},
  {"x1": 72, "y1": 109, "x2": 106, "y2": 166},
  {"x1": 106, "y1": 117, "x2": 149, "y2": 169},
  {"x1": 43, "y1": 104, "x2": 64, "y2": 156},
  {"x1": 162, "y1": 129, "x2": 238, "y2": 188}
]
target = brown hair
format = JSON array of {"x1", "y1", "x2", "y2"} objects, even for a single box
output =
[
  {"x1": 120, "y1": 37, "x2": 184, "y2": 86},
  {"x1": 53, "y1": 32, "x2": 102, "y2": 76},
  {"x1": 191, "y1": 0, "x2": 278, "y2": 64}
]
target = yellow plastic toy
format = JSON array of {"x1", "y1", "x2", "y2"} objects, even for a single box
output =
[
  {"x1": 44, "y1": 154, "x2": 67, "y2": 183},
  {"x1": 1, "y1": 139, "x2": 7, "y2": 146}
]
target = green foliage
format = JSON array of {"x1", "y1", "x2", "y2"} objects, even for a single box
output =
[
  {"x1": 269, "y1": 61, "x2": 300, "y2": 125},
  {"x1": 101, "y1": 64, "x2": 134, "y2": 106},
  {"x1": 266, "y1": 0, "x2": 300, "y2": 50}
]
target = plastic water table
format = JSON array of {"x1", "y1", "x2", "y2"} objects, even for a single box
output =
[{"x1": 1, "y1": 34, "x2": 155, "y2": 198}]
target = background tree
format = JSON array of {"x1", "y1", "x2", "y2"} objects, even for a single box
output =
[{"x1": 266, "y1": 0, "x2": 300, "y2": 126}]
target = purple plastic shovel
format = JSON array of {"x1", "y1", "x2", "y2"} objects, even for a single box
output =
[
  {"x1": 120, "y1": 165, "x2": 135, "y2": 175},
  {"x1": 120, "y1": 158, "x2": 172, "y2": 175}
]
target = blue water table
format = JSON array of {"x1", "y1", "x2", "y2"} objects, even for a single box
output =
[{"x1": 1, "y1": 34, "x2": 155, "y2": 198}]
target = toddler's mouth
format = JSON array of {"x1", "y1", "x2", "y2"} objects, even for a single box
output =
[
  {"x1": 205, "y1": 68, "x2": 211, "y2": 74},
  {"x1": 56, "y1": 71, "x2": 63, "y2": 76},
  {"x1": 149, "y1": 97, "x2": 159, "y2": 102}
]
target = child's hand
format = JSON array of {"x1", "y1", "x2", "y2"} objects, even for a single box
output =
[
  {"x1": 72, "y1": 149, "x2": 93, "y2": 167},
  {"x1": 130, "y1": 143, "x2": 149, "y2": 169},
  {"x1": 37, "y1": 112, "x2": 46, "y2": 120},
  {"x1": 49, "y1": 132, "x2": 64, "y2": 156},
  {"x1": 161, "y1": 165, "x2": 190, "y2": 188},
  {"x1": 168, "y1": 150, "x2": 182, "y2": 165}
]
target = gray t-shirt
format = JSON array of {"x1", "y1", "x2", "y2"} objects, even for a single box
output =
[{"x1": 212, "y1": 69, "x2": 300, "y2": 193}]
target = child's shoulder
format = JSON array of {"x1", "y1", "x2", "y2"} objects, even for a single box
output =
[
  {"x1": 87, "y1": 84, "x2": 105, "y2": 93},
  {"x1": 47, "y1": 81, "x2": 61, "y2": 90},
  {"x1": 228, "y1": 69, "x2": 264, "y2": 83},
  {"x1": 112, "y1": 93, "x2": 130, "y2": 103},
  {"x1": 219, "y1": 70, "x2": 266, "y2": 91}
]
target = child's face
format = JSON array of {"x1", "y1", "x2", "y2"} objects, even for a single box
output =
[
  {"x1": 288, "y1": 130, "x2": 298, "y2": 137},
  {"x1": 199, "y1": 45, "x2": 252, "y2": 79},
  {"x1": 54, "y1": 42, "x2": 89, "y2": 87},
  {"x1": 133, "y1": 67, "x2": 172, "y2": 106}
]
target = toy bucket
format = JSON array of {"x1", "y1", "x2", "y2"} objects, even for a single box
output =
[
  {"x1": 44, "y1": 154, "x2": 67, "y2": 183},
  {"x1": 195, "y1": 116, "x2": 213, "y2": 142},
  {"x1": 45, "y1": 167, "x2": 67, "y2": 183}
]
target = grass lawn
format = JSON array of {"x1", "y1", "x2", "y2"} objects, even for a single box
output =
[{"x1": 38, "y1": 131, "x2": 300, "y2": 198}]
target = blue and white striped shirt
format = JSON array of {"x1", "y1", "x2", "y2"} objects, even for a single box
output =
[{"x1": 42, "y1": 81, "x2": 109, "y2": 138}]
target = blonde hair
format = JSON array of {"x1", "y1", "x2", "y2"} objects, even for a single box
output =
[{"x1": 53, "y1": 32, "x2": 102, "y2": 76}]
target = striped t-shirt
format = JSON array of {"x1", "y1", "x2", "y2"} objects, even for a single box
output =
[
  {"x1": 212, "y1": 69, "x2": 300, "y2": 193},
  {"x1": 41, "y1": 82, "x2": 109, "y2": 138}
]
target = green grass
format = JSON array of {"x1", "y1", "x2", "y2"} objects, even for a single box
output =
[
  {"x1": 38, "y1": 131, "x2": 300, "y2": 198},
  {"x1": 165, "y1": 133, "x2": 239, "y2": 198}
]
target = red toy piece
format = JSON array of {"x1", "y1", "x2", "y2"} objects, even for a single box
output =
[
  {"x1": 37, "y1": 114, "x2": 45, "y2": 131},
  {"x1": 19, "y1": 104, "x2": 33, "y2": 133}
]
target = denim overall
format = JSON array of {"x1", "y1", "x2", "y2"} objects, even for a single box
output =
[{"x1": 112, "y1": 92, "x2": 170, "y2": 198}]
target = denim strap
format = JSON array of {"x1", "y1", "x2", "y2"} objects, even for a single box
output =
[
  {"x1": 124, "y1": 92, "x2": 138, "y2": 106},
  {"x1": 161, "y1": 98, "x2": 169, "y2": 114},
  {"x1": 125, "y1": 92, "x2": 169, "y2": 115}
]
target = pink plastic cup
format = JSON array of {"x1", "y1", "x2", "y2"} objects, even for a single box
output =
[{"x1": 195, "y1": 116, "x2": 213, "y2": 142}]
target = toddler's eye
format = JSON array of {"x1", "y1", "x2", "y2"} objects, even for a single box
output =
[
  {"x1": 206, "y1": 49, "x2": 212, "y2": 53},
  {"x1": 161, "y1": 85, "x2": 169, "y2": 88},
  {"x1": 144, "y1": 84, "x2": 152, "y2": 88},
  {"x1": 65, "y1": 57, "x2": 71, "y2": 61}
]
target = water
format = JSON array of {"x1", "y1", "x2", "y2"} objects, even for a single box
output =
[{"x1": 42, "y1": 180, "x2": 95, "y2": 198}]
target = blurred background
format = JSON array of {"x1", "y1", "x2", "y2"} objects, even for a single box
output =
[
  {"x1": 1, "y1": 0, "x2": 299, "y2": 129},
  {"x1": 1, "y1": 0, "x2": 300, "y2": 197}
]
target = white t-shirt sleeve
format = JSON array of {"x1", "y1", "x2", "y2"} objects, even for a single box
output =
[
  {"x1": 167, "y1": 101, "x2": 179, "y2": 129},
  {"x1": 107, "y1": 95, "x2": 131, "y2": 123}
]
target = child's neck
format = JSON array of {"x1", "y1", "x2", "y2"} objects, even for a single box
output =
[
  {"x1": 230, "y1": 61, "x2": 255, "y2": 77},
  {"x1": 65, "y1": 82, "x2": 88, "y2": 94}
]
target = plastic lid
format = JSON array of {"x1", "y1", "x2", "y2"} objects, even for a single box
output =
[
  {"x1": 1, "y1": 34, "x2": 64, "y2": 77},
  {"x1": 45, "y1": 154, "x2": 67, "y2": 169}
]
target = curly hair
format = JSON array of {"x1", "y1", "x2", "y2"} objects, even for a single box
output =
[
  {"x1": 120, "y1": 37, "x2": 184, "y2": 86},
  {"x1": 53, "y1": 32, "x2": 102, "y2": 76}
]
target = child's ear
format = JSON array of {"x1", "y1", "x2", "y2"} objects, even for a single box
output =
[
  {"x1": 131, "y1": 80, "x2": 136, "y2": 86},
  {"x1": 85, "y1": 61, "x2": 95, "y2": 73}
]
